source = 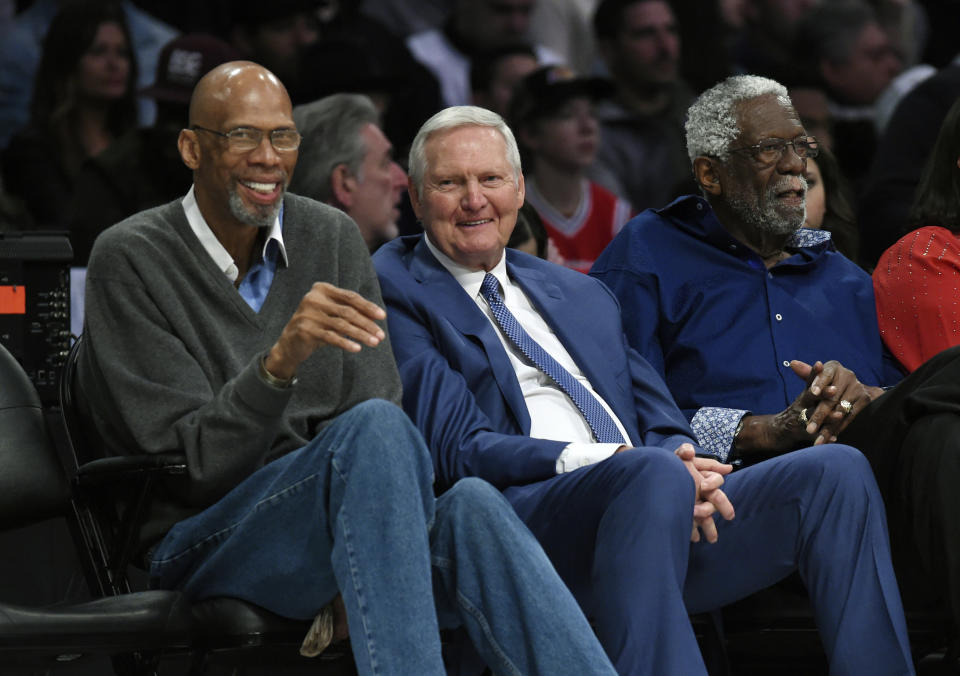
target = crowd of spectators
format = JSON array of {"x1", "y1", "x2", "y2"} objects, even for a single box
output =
[{"x1": 2, "y1": 0, "x2": 957, "y2": 272}]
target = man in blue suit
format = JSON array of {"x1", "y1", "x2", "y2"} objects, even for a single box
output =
[{"x1": 373, "y1": 105, "x2": 914, "y2": 675}]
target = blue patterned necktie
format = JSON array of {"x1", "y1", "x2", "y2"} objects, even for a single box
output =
[{"x1": 480, "y1": 273, "x2": 625, "y2": 444}]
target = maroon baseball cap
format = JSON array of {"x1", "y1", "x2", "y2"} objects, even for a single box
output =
[{"x1": 139, "y1": 34, "x2": 243, "y2": 104}]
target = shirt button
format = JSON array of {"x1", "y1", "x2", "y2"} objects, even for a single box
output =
[
  {"x1": 782, "y1": 360, "x2": 790, "y2": 367},
  {"x1": 775, "y1": 313, "x2": 783, "y2": 321}
]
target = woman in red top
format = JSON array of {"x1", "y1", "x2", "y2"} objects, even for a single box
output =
[{"x1": 873, "y1": 97, "x2": 960, "y2": 372}]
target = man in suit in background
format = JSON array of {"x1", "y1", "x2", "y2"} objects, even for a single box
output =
[
  {"x1": 290, "y1": 93, "x2": 407, "y2": 253},
  {"x1": 373, "y1": 104, "x2": 914, "y2": 675}
]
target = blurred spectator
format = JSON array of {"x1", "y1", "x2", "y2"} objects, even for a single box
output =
[
  {"x1": 290, "y1": 94, "x2": 407, "y2": 253},
  {"x1": 528, "y1": 0, "x2": 600, "y2": 76},
  {"x1": 470, "y1": 43, "x2": 539, "y2": 117},
  {"x1": 0, "y1": 0, "x2": 177, "y2": 149},
  {"x1": 227, "y1": 0, "x2": 320, "y2": 101},
  {"x1": 406, "y1": 0, "x2": 562, "y2": 107},
  {"x1": 735, "y1": 0, "x2": 817, "y2": 85},
  {"x1": 802, "y1": 147, "x2": 861, "y2": 262},
  {"x1": 858, "y1": 61, "x2": 960, "y2": 267},
  {"x1": 296, "y1": 4, "x2": 442, "y2": 159},
  {"x1": 1, "y1": 1, "x2": 138, "y2": 232},
  {"x1": 788, "y1": 85, "x2": 834, "y2": 150},
  {"x1": 66, "y1": 34, "x2": 240, "y2": 266},
  {"x1": 507, "y1": 202, "x2": 550, "y2": 258},
  {"x1": 672, "y1": 0, "x2": 740, "y2": 94},
  {"x1": 795, "y1": 2, "x2": 903, "y2": 188},
  {"x1": 873, "y1": 97, "x2": 960, "y2": 373},
  {"x1": 872, "y1": 0, "x2": 928, "y2": 67},
  {"x1": 591, "y1": 0, "x2": 695, "y2": 213},
  {"x1": 511, "y1": 66, "x2": 630, "y2": 273},
  {"x1": 873, "y1": 63, "x2": 935, "y2": 134},
  {"x1": 796, "y1": 2, "x2": 902, "y2": 107},
  {"x1": 361, "y1": 0, "x2": 449, "y2": 38}
]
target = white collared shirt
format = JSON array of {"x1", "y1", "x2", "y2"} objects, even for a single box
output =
[
  {"x1": 424, "y1": 236, "x2": 632, "y2": 473},
  {"x1": 181, "y1": 185, "x2": 289, "y2": 283}
]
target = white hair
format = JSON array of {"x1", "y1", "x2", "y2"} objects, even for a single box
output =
[
  {"x1": 408, "y1": 106, "x2": 522, "y2": 199},
  {"x1": 685, "y1": 75, "x2": 793, "y2": 164}
]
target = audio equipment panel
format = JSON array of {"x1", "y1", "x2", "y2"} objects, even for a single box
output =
[{"x1": 0, "y1": 233, "x2": 72, "y2": 405}]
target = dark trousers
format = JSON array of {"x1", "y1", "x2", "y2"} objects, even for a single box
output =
[
  {"x1": 503, "y1": 444, "x2": 912, "y2": 675},
  {"x1": 841, "y1": 344, "x2": 960, "y2": 637}
]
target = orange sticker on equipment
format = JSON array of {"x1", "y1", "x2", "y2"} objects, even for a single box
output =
[{"x1": 0, "y1": 286, "x2": 25, "y2": 314}]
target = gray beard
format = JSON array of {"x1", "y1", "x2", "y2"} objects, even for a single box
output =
[
  {"x1": 229, "y1": 186, "x2": 282, "y2": 228},
  {"x1": 727, "y1": 176, "x2": 807, "y2": 236}
]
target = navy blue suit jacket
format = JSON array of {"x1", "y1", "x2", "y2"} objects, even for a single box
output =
[{"x1": 373, "y1": 235, "x2": 699, "y2": 493}]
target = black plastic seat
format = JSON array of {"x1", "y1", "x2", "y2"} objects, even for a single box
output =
[{"x1": 0, "y1": 341, "x2": 193, "y2": 672}]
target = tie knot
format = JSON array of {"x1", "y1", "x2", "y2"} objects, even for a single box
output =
[{"x1": 481, "y1": 273, "x2": 501, "y2": 301}]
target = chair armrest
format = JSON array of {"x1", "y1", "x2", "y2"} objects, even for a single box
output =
[{"x1": 76, "y1": 453, "x2": 188, "y2": 487}]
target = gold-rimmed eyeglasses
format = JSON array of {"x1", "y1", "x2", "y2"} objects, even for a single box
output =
[
  {"x1": 191, "y1": 125, "x2": 301, "y2": 153},
  {"x1": 728, "y1": 136, "x2": 819, "y2": 166}
]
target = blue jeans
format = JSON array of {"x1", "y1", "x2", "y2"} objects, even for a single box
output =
[
  {"x1": 505, "y1": 444, "x2": 914, "y2": 675},
  {"x1": 149, "y1": 400, "x2": 615, "y2": 676}
]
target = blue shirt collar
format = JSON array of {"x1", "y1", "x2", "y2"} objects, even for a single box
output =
[{"x1": 657, "y1": 195, "x2": 833, "y2": 263}]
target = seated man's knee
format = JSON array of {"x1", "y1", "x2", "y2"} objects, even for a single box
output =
[
  {"x1": 343, "y1": 398, "x2": 410, "y2": 427},
  {"x1": 596, "y1": 448, "x2": 695, "y2": 515},
  {"x1": 795, "y1": 443, "x2": 875, "y2": 490},
  {"x1": 434, "y1": 477, "x2": 522, "y2": 544},
  {"x1": 317, "y1": 399, "x2": 432, "y2": 478},
  {"x1": 441, "y1": 477, "x2": 510, "y2": 521}
]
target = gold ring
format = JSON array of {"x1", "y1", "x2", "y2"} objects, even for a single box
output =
[
  {"x1": 839, "y1": 399, "x2": 853, "y2": 414},
  {"x1": 798, "y1": 408, "x2": 809, "y2": 425}
]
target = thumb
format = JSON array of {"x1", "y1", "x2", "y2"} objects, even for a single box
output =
[
  {"x1": 674, "y1": 443, "x2": 695, "y2": 460},
  {"x1": 790, "y1": 359, "x2": 812, "y2": 380}
]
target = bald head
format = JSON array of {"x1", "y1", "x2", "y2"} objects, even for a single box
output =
[
  {"x1": 189, "y1": 61, "x2": 292, "y2": 129},
  {"x1": 178, "y1": 60, "x2": 299, "y2": 237}
]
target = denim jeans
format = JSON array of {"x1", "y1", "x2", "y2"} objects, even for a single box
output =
[{"x1": 150, "y1": 399, "x2": 615, "y2": 676}]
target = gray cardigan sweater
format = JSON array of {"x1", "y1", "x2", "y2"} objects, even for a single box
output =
[{"x1": 77, "y1": 193, "x2": 403, "y2": 549}]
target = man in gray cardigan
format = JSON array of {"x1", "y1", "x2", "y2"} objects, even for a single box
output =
[{"x1": 75, "y1": 61, "x2": 616, "y2": 675}]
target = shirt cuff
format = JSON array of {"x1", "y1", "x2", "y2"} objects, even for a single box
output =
[
  {"x1": 555, "y1": 443, "x2": 623, "y2": 473},
  {"x1": 689, "y1": 407, "x2": 748, "y2": 463}
]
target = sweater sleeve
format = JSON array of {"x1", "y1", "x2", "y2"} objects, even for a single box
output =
[{"x1": 329, "y1": 213, "x2": 404, "y2": 413}]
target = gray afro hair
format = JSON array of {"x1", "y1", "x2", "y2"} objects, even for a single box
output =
[{"x1": 685, "y1": 75, "x2": 792, "y2": 164}]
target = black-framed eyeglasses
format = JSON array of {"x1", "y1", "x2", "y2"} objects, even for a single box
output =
[
  {"x1": 191, "y1": 125, "x2": 301, "y2": 153},
  {"x1": 728, "y1": 136, "x2": 819, "y2": 166}
]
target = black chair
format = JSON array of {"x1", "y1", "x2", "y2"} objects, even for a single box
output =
[
  {"x1": 58, "y1": 336, "x2": 355, "y2": 674},
  {"x1": 0, "y1": 341, "x2": 193, "y2": 673}
]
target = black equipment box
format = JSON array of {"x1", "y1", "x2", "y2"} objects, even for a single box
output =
[{"x1": 0, "y1": 232, "x2": 72, "y2": 405}]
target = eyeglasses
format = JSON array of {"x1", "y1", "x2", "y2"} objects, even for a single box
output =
[
  {"x1": 191, "y1": 125, "x2": 301, "y2": 153},
  {"x1": 728, "y1": 136, "x2": 819, "y2": 166}
]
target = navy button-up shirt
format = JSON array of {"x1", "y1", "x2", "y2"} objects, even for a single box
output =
[{"x1": 591, "y1": 195, "x2": 903, "y2": 461}]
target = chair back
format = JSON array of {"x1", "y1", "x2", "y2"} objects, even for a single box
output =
[
  {"x1": 0, "y1": 342, "x2": 69, "y2": 530},
  {"x1": 59, "y1": 333, "x2": 98, "y2": 470}
]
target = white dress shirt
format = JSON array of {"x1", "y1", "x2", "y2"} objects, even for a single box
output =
[
  {"x1": 181, "y1": 186, "x2": 288, "y2": 283},
  {"x1": 425, "y1": 237, "x2": 632, "y2": 473}
]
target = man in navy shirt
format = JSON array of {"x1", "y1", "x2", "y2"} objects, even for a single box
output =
[{"x1": 592, "y1": 73, "x2": 960, "y2": 652}]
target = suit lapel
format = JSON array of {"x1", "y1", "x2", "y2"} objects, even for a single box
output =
[{"x1": 410, "y1": 240, "x2": 532, "y2": 433}]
